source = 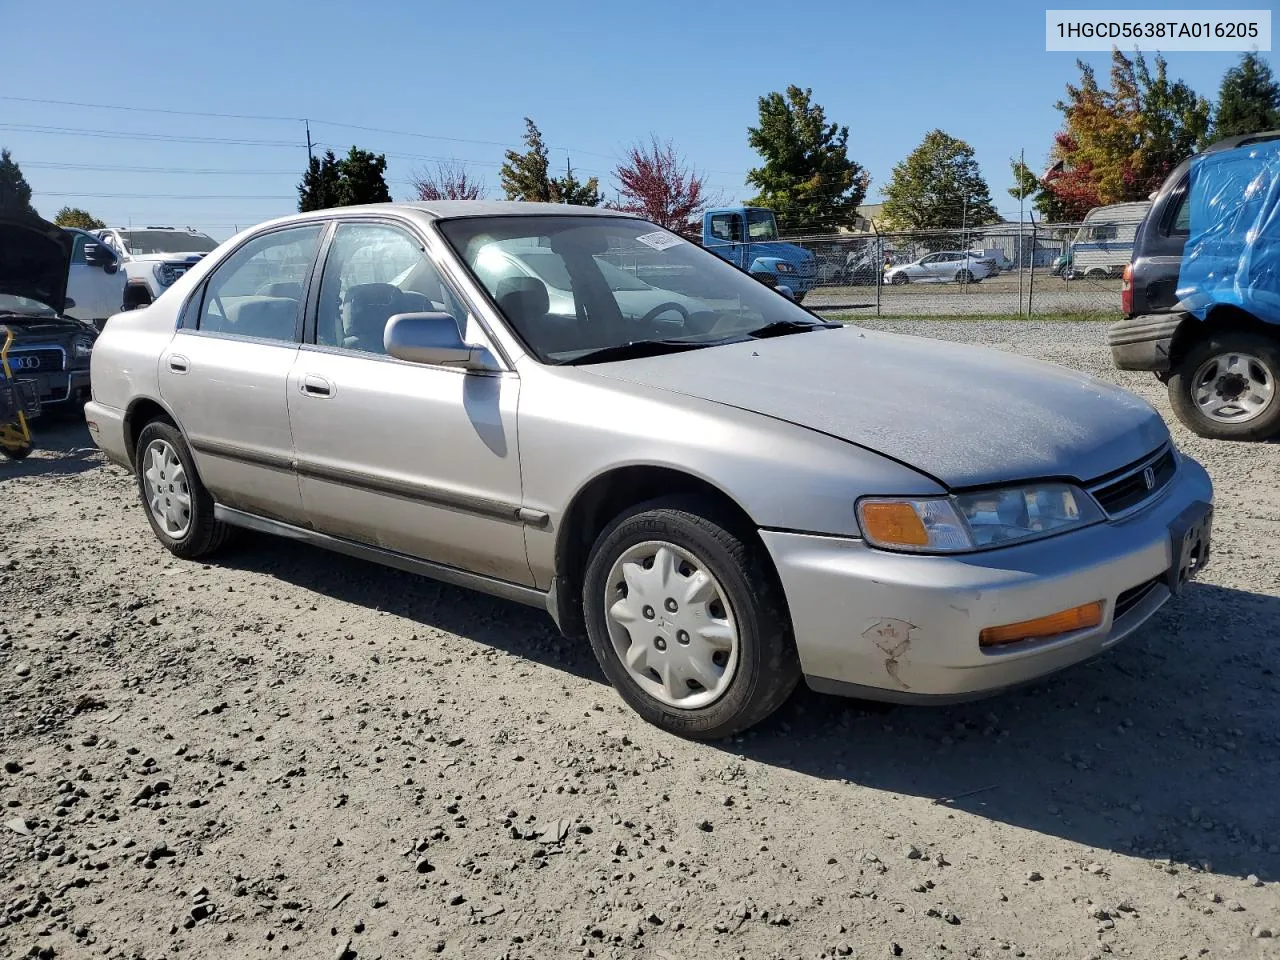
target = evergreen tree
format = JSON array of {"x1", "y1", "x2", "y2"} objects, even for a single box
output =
[
  {"x1": 1215, "y1": 52, "x2": 1280, "y2": 138},
  {"x1": 0, "y1": 148, "x2": 36, "y2": 216},
  {"x1": 297, "y1": 150, "x2": 341, "y2": 212},
  {"x1": 745, "y1": 85, "x2": 868, "y2": 232},
  {"x1": 882, "y1": 130, "x2": 999, "y2": 233}
]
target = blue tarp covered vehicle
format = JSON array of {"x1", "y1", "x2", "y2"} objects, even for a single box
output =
[{"x1": 1108, "y1": 132, "x2": 1280, "y2": 441}]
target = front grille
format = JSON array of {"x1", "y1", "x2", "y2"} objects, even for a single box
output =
[
  {"x1": 7, "y1": 347, "x2": 66, "y2": 374},
  {"x1": 1088, "y1": 446, "x2": 1177, "y2": 516},
  {"x1": 1114, "y1": 576, "x2": 1161, "y2": 620}
]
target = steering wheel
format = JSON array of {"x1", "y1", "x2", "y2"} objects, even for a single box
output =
[{"x1": 638, "y1": 302, "x2": 691, "y2": 326}]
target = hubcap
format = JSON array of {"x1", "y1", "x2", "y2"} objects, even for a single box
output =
[
  {"x1": 603, "y1": 541, "x2": 740, "y2": 710},
  {"x1": 142, "y1": 439, "x2": 192, "y2": 539},
  {"x1": 1192, "y1": 352, "x2": 1275, "y2": 423}
]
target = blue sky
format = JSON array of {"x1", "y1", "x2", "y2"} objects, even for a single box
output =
[{"x1": 4, "y1": 0, "x2": 1272, "y2": 238}]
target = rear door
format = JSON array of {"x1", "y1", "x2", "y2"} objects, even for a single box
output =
[
  {"x1": 286, "y1": 219, "x2": 531, "y2": 584},
  {"x1": 158, "y1": 222, "x2": 326, "y2": 524}
]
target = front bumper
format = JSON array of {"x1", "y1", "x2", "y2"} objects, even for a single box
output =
[
  {"x1": 761, "y1": 454, "x2": 1213, "y2": 702},
  {"x1": 28, "y1": 369, "x2": 91, "y2": 406},
  {"x1": 1107, "y1": 312, "x2": 1189, "y2": 371}
]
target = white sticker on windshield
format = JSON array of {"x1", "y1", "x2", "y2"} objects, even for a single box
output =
[{"x1": 634, "y1": 231, "x2": 683, "y2": 251}]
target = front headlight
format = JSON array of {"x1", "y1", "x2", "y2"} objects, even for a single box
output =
[
  {"x1": 152, "y1": 263, "x2": 176, "y2": 287},
  {"x1": 774, "y1": 261, "x2": 795, "y2": 273},
  {"x1": 857, "y1": 483, "x2": 1103, "y2": 553},
  {"x1": 73, "y1": 336, "x2": 94, "y2": 360}
]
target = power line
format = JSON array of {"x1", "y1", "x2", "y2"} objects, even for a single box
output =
[
  {"x1": 0, "y1": 95, "x2": 304, "y2": 122},
  {"x1": 0, "y1": 122, "x2": 301, "y2": 148}
]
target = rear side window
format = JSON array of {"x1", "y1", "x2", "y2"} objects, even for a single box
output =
[
  {"x1": 196, "y1": 225, "x2": 322, "y2": 341},
  {"x1": 1171, "y1": 194, "x2": 1192, "y2": 235}
]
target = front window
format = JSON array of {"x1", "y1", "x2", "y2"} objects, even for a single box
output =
[
  {"x1": 746, "y1": 209, "x2": 779, "y2": 241},
  {"x1": 438, "y1": 215, "x2": 824, "y2": 365},
  {"x1": 117, "y1": 230, "x2": 219, "y2": 255}
]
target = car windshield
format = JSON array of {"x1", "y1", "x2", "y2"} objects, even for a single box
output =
[
  {"x1": 117, "y1": 230, "x2": 219, "y2": 255},
  {"x1": 746, "y1": 209, "x2": 778, "y2": 240},
  {"x1": 439, "y1": 215, "x2": 824, "y2": 364},
  {"x1": 0, "y1": 295, "x2": 56, "y2": 317}
]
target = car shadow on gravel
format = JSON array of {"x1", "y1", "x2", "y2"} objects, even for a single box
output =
[
  {"x1": 215, "y1": 533, "x2": 605, "y2": 681},
  {"x1": 731, "y1": 581, "x2": 1280, "y2": 882},
  {"x1": 0, "y1": 416, "x2": 101, "y2": 479},
  {"x1": 215, "y1": 532, "x2": 1280, "y2": 881}
]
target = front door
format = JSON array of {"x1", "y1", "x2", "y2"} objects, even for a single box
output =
[
  {"x1": 158, "y1": 222, "x2": 325, "y2": 524},
  {"x1": 286, "y1": 220, "x2": 532, "y2": 585}
]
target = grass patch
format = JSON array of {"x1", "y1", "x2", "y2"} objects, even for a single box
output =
[{"x1": 820, "y1": 311, "x2": 1123, "y2": 325}]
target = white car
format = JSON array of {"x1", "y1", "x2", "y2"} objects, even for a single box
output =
[
  {"x1": 94, "y1": 226, "x2": 221, "y2": 310},
  {"x1": 63, "y1": 229, "x2": 125, "y2": 330},
  {"x1": 886, "y1": 251, "x2": 994, "y2": 285}
]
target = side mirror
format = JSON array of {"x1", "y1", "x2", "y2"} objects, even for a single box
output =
[
  {"x1": 384, "y1": 312, "x2": 493, "y2": 370},
  {"x1": 776, "y1": 285, "x2": 795, "y2": 301},
  {"x1": 63, "y1": 297, "x2": 77, "y2": 310},
  {"x1": 83, "y1": 243, "x2": 111, "y2": 266}
]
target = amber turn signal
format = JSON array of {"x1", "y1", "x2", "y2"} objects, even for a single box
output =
[
  {"x1": 979, "y1": 601, "x2": 1104, "y2": 648},
  {"x1": 859, "y1": 501, "x2": 930, "y2": 547}
]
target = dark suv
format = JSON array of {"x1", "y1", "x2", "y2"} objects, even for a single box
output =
[{"x1": 1108, "y1": 130, "x2": 1280, "y2": 441}]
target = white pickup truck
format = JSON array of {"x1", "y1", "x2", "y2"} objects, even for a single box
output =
[{"x1": 93, "y1": 226, "x2": 221, "y2": 310}]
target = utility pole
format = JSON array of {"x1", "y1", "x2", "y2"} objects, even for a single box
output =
[
  {"x1": 305, "y1": 120, "x2": 313, "y2": 163},
  {"x1": 1018, "y1": 147, "x2": 1026, "y2": 316}
]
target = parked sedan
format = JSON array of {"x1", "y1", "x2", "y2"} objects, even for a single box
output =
[
  {"x1": 87, "y1": 202, "x2": 1213, "y2": 739},
  {"x1": 886, "y1": 251, "x2": 994, "y2": 284}
]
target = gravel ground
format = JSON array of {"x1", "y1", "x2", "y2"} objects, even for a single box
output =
[{"x1": 2, "y1": 319, "x2": 1279, "y2": 960}]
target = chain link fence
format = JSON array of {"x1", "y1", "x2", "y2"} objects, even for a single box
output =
[{"x1": 770, "y1": 217, "x2": 1142, "y2": 317}]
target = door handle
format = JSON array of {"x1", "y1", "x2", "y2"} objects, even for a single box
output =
[
  {"x1": 167, "y1": 355, "x2": 189, "y2": 374},
  {"x1": 301, "y1": 374, "x2": 333, "y2": 398}
]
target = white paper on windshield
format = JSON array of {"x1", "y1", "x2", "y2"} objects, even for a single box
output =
[{"x1": 634, "y1": 231, "x2": 683, "y2": 251}]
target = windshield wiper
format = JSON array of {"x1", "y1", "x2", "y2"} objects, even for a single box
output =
[
  {"x1": 561, "y1": 339, "x2": 714, "y2": 366},
  {"x1": 745, "y1": 318, "x2": 840, "y2": 339}
]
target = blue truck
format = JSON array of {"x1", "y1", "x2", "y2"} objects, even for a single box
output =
[{"x1": 700, "y1": 206, "x2": 817, "y2": 302}]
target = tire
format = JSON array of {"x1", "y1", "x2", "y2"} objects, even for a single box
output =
[
  {"x1": 890, "y1": 273, "x2": 908, "y2": 285},
  {"x1": 1167, "y1": 331, "x2": 1280, "y2": 441},
  {"x1": 582, "y1": 495, "x2": 800, "y2": 739},
  {"x1": 134, "y1": 420, "x2": 234, "y2": 558},
  {"x1": 1085, "y1": 267, "x2": 1109, "y2": 280},
  {"x1": 955, "y1": 270, "x2": 974, "y2": 284},
  {"x1": 1, "y1": 443, "x2": 32, "y2": 460}
]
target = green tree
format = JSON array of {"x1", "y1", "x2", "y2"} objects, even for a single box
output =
[
  {"x1": 1215, "y1": 52, "x2": 1280, "y2": 138},
  {"x1": 882, "y1": 130, "x2": 999, "y2": 234},
  {"x1": 1009, "y1": 158, "x2": 1041, "y2": 202},
  {"x1": 53, "y1": 206, "x2": 105, "y2": 230},
  {"x1": 334, "y1": 147, "x2": 391, "y2": 206},
  {"x1": 745, "y1": 85, "x2": 868, "y2": 232},
  {"x1": 0, "y1": 148, "x2": 36, "y2": 216},
  {"x1": 1133, "y1": 51, "x2": 1213, "y2": 184},
  {"x1": 500, "y1": 119, "x2": 601, "y2": 205},
  {"x1": 297, "y1": 150, "x2": 342, "y2": 211}
]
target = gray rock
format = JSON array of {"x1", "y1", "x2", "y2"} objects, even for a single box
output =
[
  {"x1": 1027, "y1": 871, "x2": 1044, "y2": 882},
  {"x1": 3, "y1": 761, "x2": 21, "y2": 774},
  {"x1": 903, "y1": 844, "x2": 922, "y2": 860},
  {"x1": 1226, "y1": 899, "x2": 1245, "y2": 912},
  {"x1": 1252, "y1": 926, "x2": 1274, "y2": 939},
  {"x1": 14, "y1": 663, "x2": 30, "y2": 678}
]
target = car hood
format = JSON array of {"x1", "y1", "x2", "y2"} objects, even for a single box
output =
[
  {"x1": 748, "y1": 241, "x2": 813, "y2": 265},
  {"x1": 585, "y1": 325, "x2": 1170, "y2": 488},
  {"x1": 0, "y1": 211, "x2": 73, "y2": 313},
  {"x1": 0, "y1": 314, "x2": 95, "y2": 340}
]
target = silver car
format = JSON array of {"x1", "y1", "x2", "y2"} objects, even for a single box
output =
[
  {"x1": 886, "y1": 251, "x2": 994, "y2": 284},
  {"x1": 86, "y1": 202, "x2": 1214, "y2": 739}
]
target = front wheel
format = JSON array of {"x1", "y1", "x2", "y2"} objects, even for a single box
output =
[
  {"x1": 582, "y1": 496, "x2": 800, "y2": 739},
  {"x1": 135, "y1": 420, "x2": 234, "y2": 557},
  {"x1": 890, "y1": 273, "x2": 909, "y2": 285},
  {"x1": 955, "y1": 270, "x2": 974, "y2": 284},
  {"x1": 1167, "y1": 331, "x2": 1280, "y2": 440}
]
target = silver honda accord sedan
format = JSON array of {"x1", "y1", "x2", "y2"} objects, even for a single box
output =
[{"x1": 85, "y1": 201, "x2": 1214, "y2": 739}]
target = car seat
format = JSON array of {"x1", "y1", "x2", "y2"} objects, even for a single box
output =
[{"x1": 341, "y1": 282, "x2": 401, "y2": 353}]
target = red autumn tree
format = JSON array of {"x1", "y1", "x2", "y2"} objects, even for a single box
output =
[
  {"x1": 612, "y1": 136, "x2": 718, "y2": 232},
  {"x1": 411, "y1": 160, "x2": 487, "y2": 201}
]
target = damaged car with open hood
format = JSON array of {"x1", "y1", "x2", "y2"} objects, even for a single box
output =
[
  {"x1": 0, "y1": 211, "x2": 98, "y2": 412},
  {"x1": 85, "y1": 202, "x2": 1213, "y2": 738}
]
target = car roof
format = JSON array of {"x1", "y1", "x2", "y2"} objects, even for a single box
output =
[
  {"x1": 1201, "y1": 129, "x2": 1280, "y2": 155},
  {"x1": 267, "y1": 201, "x2": 641, "y2": 226}
]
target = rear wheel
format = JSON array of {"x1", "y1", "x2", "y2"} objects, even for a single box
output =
[
  {"x1": 582, "y1": 496, "x2": 799, "y2": 739},
  {"x1": 955, "y1": 270, "x2": 974, "y2": 284},
  {"x1": 1085, "y1": 267, "x2": 1109, "y2": 280},
  {"x1": 1168, "y1": 331, "x2": 1280, "y2": 440},
  {"x1": 134, "y1": 420, "x2": 233, "y2": 557}
]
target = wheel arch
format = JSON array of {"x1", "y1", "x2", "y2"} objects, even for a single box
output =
[
  {"x1": 123, "y1": 395, "x2": 184, "y2": 469},
  {"x1": 1169, "y1": 304, "x2": 1278, "y2": 371},
  {"x1": 550, "y1": 464, "x2": 779, "y2": 640}
]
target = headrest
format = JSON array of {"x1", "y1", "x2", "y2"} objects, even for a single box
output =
[{"x1": 494, "y1": 276, "x2": 549, "y2": 320}]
